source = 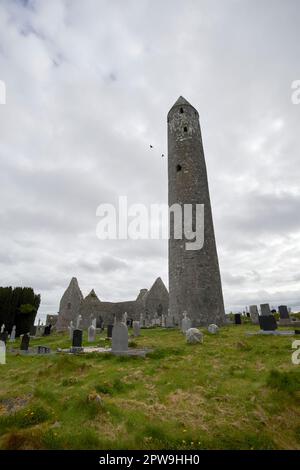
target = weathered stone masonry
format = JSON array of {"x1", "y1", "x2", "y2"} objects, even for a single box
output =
[{"x1": 168, "y1": 96, "x2": 225, "y2": 326}]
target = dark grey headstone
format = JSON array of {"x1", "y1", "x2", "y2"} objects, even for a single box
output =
[
  {"x1": 0, "y1": 331, "x2": 8, "y2": 344},
  {"x1": 20, "y1": 333, "x2": 30, "y2": 351},
  {"x1": 260, "y1": 304, "x2": 271, "y2": 316},
  {"x1": 43, "y1": 325, "x2": 52, "y2": 336},
  {"x1": 72, "y1": 329, "x2": 83, "y2": 347},
  {"x1": 278, "y1": 305, "x2": 290, "y2": 320},
  {"x1": 107, "y1": 324, "x2": 113, "y2": 338},
  {"x1": 259, "y1": 315, "x2": 277, "y2": 331},
  {"x1": 234, "y1": 314, "x2": 242, "y2": 325},
  {"x1": 246, "y1": 312, "x2": 250, "y2": 318}
]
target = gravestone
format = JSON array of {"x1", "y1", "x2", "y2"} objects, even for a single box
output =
[
  {"x1": 249, "y1": 305, "x2": 259, "y2": 324},
  {"x1": 181, "y1": 312, "x2": 192, "y2": 333},
  {"x1": 112, "y1": 321, "x2": 128, "y2": 353},
  {"x1": 259, "y1": 315, "x2": 277, "y2": 331},
  {"x1": 0, "y1": 340, "x2": 5, "y2": 365},
  {"x1": 0, "y1": 328, "x2": 8, "y2": 344},
  {"x1": 246, "y1": 312, "x2": 250, "y2": 318},
  {"x1": 20, "y1": 333, "x2": 30, "y2": 352},
  {"x1": 123, "y1": 312, "x2": 128, "y2": 325},
  {"x1": 260, "y1": 304, "x2": 271, "y2": 316},
  {"x1": 139, "y1": 313, "x2": 145, "y2": 328},
  {"x1": 10, "y1": 325, "x2": 16, "y2": 342},
  {"x1": 37, "y1": 346, "x2": 51, "y2": 354},
  {"x1": 36, "y1": 320, "x2": 44, "y2": 337},
  {"x1": 68, "y1": 321, "x2": 74, "y2": 340},
  {"x1": 186, "y1": 328, "x2": 203, "y2": 344},
  {"x1": 30, "y1": 325, "x2": 37, "y2": 336},
  {"x1": 76, "y1": 315, "x2": 82, "y2": 329},
  {"x1": 161, "y1": 314, "x2": 166, "y2": 327},
  {"x1": 166, "y1": 314, "x2": 174, "y2": 328},
  {"x1": 107, "y1": 324, "x2": 113, "y2": 338},
  {"x1": 278, "y1": 305, "x2": 290, "y2": 319},
  {"x1": 71, "y1": 329, "x2": 83, "y2": 352},
  {"x1": 234, "y1": 314, "x2": 242, "y2": 325},
  {"x1": 132, "y1": 321, "x2": 140, "y2": 337},
  {"x1": 88, "y1": 324, "x2": 96, "y2": 342},
  {"x1": 208, "y1": 324, "x2": 219, "y2": 334},
  {"x1": 43, "y1": 325, "x2": 52, "y2": 336}
]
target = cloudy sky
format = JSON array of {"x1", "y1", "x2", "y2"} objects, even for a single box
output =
[{"x1": 0, "y1": 0, "x2": 300, "y2": 319}]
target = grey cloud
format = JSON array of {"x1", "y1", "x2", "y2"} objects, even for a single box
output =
[{"x1": 0, "y1": 0, "x2": 300, "y2": 317}]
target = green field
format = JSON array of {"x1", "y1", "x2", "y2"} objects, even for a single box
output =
[{"x1": 1, "y1": 325, "x2": 300, "y2": 450}]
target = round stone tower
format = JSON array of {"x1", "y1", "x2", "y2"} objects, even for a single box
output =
[{"x1": 168, "y1": 96, "x2": 225, "y2": 326}]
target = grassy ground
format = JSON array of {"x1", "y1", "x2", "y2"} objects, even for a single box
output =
[{"x1": 0, "y1": 324, "x2": 300, "y2": 450}]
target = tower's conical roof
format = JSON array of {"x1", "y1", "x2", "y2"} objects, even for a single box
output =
[{"x1": 168, "y1": 96, "x2": 198, "y2": 117}]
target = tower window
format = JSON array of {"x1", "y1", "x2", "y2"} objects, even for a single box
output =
[
  {"x1": 184, "y1": 126, "x2": 188, "y2": 132},
  {"x1": 176, "y1": 164, "x2": 182, "y2": 172},
  {"x1": 180, "y1": 107, "x2": 184, "y2": 114}
]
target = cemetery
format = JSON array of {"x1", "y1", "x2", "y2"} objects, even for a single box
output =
[
  {"x1": 0, "y1": 1, "x2": 299, "y2": 458},
  {"x1": 0, "y1": 309, "x2": 300, "y2": 450}
]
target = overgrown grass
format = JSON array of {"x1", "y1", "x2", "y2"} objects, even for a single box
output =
[{"x1": 0, "y1": 325, "x2": 300, "y2": 449}]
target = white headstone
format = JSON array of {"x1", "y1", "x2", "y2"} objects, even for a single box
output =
[
  {"x1": 207, "y1": 324, "x2": 219, "y2": 334},
  {"x1": 1, "y1": 324, "x2": 5, "y2": 334},
  {"x1": 0, "y1": 340, "x2": 6, "y2": 364},
  {"x1": 68, "y1": 321, "x2": 74, "y2": 340},
  {"x1": 76, "y1": 315, "x2": 82, "y2": 329},
  {"x1": 132, "y1": 321, "x2": 140, "y2": 337},
  {"x1": 88, "y1": 324, "x2": 96, "y2": 342},
  {"x1": 161, "y1": 314, "x2": 166, "y2": 327},
  {"x1": 123, "y1": 312, "x2": 128, "y2": 325},
  {"x1": 186, "y1": 328, "x2": 203, "y2": 344},
  {"x1": 10, "y1": 325, "x2": 16, "y2": 342},
  {"x1": 181, "y1": 312, "x2": 192, "y2": 333}
]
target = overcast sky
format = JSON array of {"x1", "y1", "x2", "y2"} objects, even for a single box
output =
[{"x1": 0, "y1": 0, "x2": 300, "y2": 319}]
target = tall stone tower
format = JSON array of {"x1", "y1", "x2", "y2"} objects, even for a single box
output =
[{"x1": 168, "y1": 96, "x2": 225, "y2": 326}]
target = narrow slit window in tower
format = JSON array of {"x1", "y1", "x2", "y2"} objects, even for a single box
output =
[
  {"x1": 184, "y1": 126, "x2": 188, "y2": 132},
  {"x1": 176, "y1": 164, "x2": 182, "y2": 172},
  {"x1": 180, "y1": 107, "x2": 184, "y2": 113}
]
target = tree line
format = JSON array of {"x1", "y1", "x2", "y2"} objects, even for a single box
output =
[{"x1": 0, "y1": 287, "x2": 41, "y2": 336}]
